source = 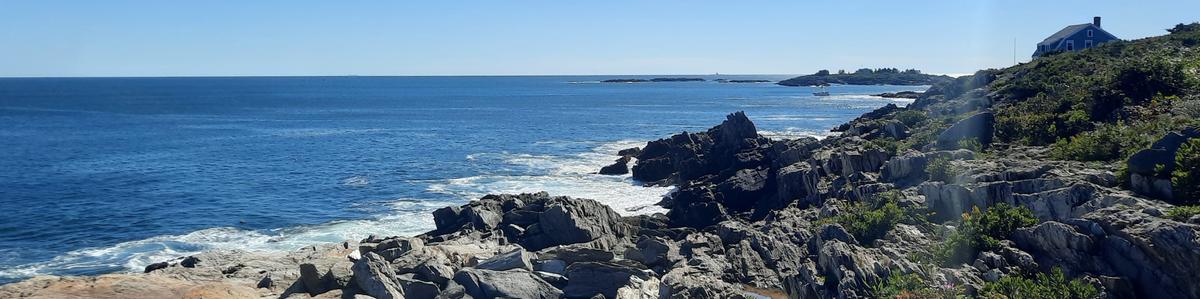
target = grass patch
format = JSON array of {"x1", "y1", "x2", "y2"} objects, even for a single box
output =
[{"x1": 1167, "y1": 205, "x2": 1200, "y2": 222}]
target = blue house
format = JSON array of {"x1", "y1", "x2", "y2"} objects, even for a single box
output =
[{"x1": 1032, "y1": 17, "x2": 1120, "y2": 58}]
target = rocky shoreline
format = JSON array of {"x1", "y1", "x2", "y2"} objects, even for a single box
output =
[{"x1": 5, "y1": 29, "x2": 1200, "y2": 299}]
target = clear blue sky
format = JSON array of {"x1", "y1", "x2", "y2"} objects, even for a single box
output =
[{"x1": 1, "y1": 1, "x2": 1196, "y2": 77}]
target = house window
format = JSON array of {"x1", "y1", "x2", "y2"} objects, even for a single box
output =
[
  {"x1": 1085, "y1": 40, "x2": 1093, "y2": 48},
  {"x1": 1088, "y1": 30, "x2": 1094, "y2": 37},
  {"x1": 1066, "y1": 40, "x2": 1074, "y2": 51}
]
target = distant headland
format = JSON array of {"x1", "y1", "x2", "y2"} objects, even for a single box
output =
[{"x1": 777, "y1": 68, "x2": 954, "y2": 86}]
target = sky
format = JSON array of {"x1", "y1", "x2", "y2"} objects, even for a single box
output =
[{"x1": 1, "y1": 1, "x2": 1197, "y2": 77}]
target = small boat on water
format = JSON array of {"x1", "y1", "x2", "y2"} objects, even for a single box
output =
[{"x1": 812, "y1": 84, "x2": 831, "y2": 96}]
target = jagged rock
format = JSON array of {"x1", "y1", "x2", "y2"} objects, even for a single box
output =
[
  {"x1": 534, "y1": 259, "x2": 568, "y2": 275},
  {"x1": 476, "y1": 248, "x2": 533, "y2": 271},
  {"x1": 352, "y1": 252, "x2": 405, "y2": 299},
  {"x1": 1012, "y1": 221, "x2": 1096, "y2": 271},
  {"x1": 618, "y1": 147, "x2": 642, "y2": 157},
  {"x1": 880, "y1": 149, "x2": 974, "y2": 182},
  {"x1": 600, "y1": 156, "x2": 633, "y2": 175},
  {"x1": 717, "y1": 167, "x2": 770, "y2": 211},
  {"x1": 523, "y1": 197, "x2": 631, "y2": 250},
  {"x1": 1085, "y1": 207, "x2": 1200, "y2": 298},
  {"x1": 563, "y1": 261, "x2": 659, "y2": 299},
  {"x1": 936, "y1": 111, "x2": 994, "y2": 148},
  {"x1": 453, "y1": 268, "x2": 562, "y2": 299}
]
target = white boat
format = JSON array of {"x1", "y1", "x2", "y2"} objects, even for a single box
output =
[{"x1": 813, "y1": 84, "x2": 831, "y2": 96}]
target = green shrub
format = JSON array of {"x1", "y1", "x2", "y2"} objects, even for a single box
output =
[
  {"x1": 1049, "y1": 124, "x2": 1123, "y2": 161},
  {"x1": 927, "y1": 157, "x2": 956, "y2": 182},
  {"x1": 820, "y1": 195, "x2": 904, "y2": 245},
  {"x1": 1173, "y1": 139, "x2": 1200, "y2": 203},
  {"x1": 934, "y1": 204, "x2": 1037, "y2": 265},
  {"x1": 980, "y1": 268, "x2": 1099, "y2": 299},
  {"x1": 868, "y1": 137, "x2": 899, "y2": 156},
  {"x1": 894, "y1": 110, "x2": 930, "y2": 127},
  {"x1": 1167, "y1": 205, "x2": 1200, "y2": 222}
]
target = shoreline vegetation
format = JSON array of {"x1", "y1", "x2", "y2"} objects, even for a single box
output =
[{"x1": 4, "y1": 22, "x2": 1200, "y2": 299}]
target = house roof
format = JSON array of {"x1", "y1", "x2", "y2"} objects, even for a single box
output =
[{"x1": 1038, "y1": 24, "x2": 1094, "y2": 46}]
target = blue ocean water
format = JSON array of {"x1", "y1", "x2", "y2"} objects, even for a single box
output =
[{"x1": 0, "y1": 76, "x2": 921, "y2": 284}]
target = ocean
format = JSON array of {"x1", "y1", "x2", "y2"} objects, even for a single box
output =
[{"x1": 0, "y1": 75, "x2": 922, "y2": 284}]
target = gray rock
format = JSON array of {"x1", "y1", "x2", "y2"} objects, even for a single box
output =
[
  {"x1": 475, "y1": 248, "x2": 533, "y2": 271},
  {"x1": 624, "y1": 236, "x2": 680, "y2": 267},
  {"x1": 299, "y1": 263, "x2": 327, "y2": 295},
  {"x1": 1012, "y1": 221, "x2": 1095, "y2": 270},
  {"x1": 659, "y1": 267, "x2": 749, "y2": 299},
  {"x1": 352, "y1": 252, "x2": 405, "y2": 299},
  {"x1": 453, "y1": 268, "x2": 562, "y2": 299},
  {"x1": 534, "y1": 259, "x2": 567, "y2": 275},
  {"x1": 180, "y1": 256, "x2": 200, "y2": 268}
]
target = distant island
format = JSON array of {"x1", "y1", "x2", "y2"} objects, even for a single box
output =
[
  {"x1": 601, "y1": 77, "x2": 705, "y2": 83},
  {"x1": 871, "y1": 90, "x2": 923, "y2": 99},
  {"x1": 715, "y1": 79, "x2": 773, "y2": 83},
  {"x1": 777, "y1": 68, "x2": 954, "y2": 86}
]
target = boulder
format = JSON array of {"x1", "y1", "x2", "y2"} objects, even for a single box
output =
[
  {"x1": 144, "y1": 262, "x2": 169, "y2": 273},
  {"x1": 624, "y1": 236, "x2": 680, "y2": 267},
  {"x1": 936, "y1": 111, "x2": 994, "y2": 148},
  {"x1": 523, "y1": 197, "x2": 631, "y2": 250},
  {"x1": 351, "y1": 252, "x2": 405, "y2": 299},
  {"x1": 475, "y1": 248, "x2": 533, "y2": 271},
  {"x1": 433, "y1": 206, "x2": 466, "y2": 232},
  {"x1": 563, "y1": 261, "x2": 658, "y2": 299},
  {"x1": 180, "y1": 256, "x2": 200, "y2": 268},
  {"x1": 1125, "y1": 128, "x2": 1200, "y2": 202},
  {"x1": 453, "y1": 268, "x2": 562, "y2": 299},
  {"x1": 397, "y1": 275, "x2": 441, "y2": 298},
  {"x1": 538, "y1": 245, "x2": 616, "y2": 264}
]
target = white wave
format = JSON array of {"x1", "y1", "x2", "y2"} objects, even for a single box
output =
[
  {"x1": 0, "y1": 199, "x2": 441, "y2": 282},
  {"x1": 342, "y1": 176, "x2": 370, "y2": 187},
  {"x1": 1, "y1": 140, "x2": 669, "y2": 282},
  {"x1": 430, "y1": 139, "x2": 670, "y2": 215},
  {"x1": 760, "y1": 128, "x2": 836, "y2": 140}
]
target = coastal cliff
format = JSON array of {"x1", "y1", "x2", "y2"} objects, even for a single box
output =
[{"x1": 4, "y1": 24, "x2": 1200, "y2": 299}]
